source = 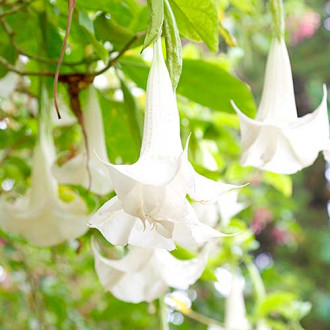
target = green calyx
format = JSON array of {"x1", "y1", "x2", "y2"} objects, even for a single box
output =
[{"x1": 270, "y1": 0, "x2": 285, "y2": 40}]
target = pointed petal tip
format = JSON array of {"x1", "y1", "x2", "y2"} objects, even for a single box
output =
[{"x1": 93, "y1": 149, "x2": 111, "y2": 166}]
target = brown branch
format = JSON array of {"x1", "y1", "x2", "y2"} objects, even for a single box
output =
[
  {"x1": 0, "y1": 55, "x2": 54, "y2": 76},
  {"x1": 66, "y1": 75, "x2": 94, "y2": 192}
]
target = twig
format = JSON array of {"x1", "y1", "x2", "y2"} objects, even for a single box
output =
[
  {"x1": 0, "y1": 33, "x2": 144, "y2": 79},
  {"x1": 0, "y1": 0, "x2": 31, "y2": 19},
  {"x1": 53, "y1": 0, "x2": 76, "y2": 119},
  {"x1": 183, "y1": 309, "x2": 225, "y2": 328},
  {"x1": 92, "y1": 33, "x2": 144, "y2": 76},
  {"x1": 0, "y1": 55, "x2": 54, "y2": 76},
  {"x1": 159, "y1": 296, "x2": 170, "y2": 330}
]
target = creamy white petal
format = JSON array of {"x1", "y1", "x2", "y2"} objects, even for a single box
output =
[
  {"x1": 92, "y1": 241, "x2": 207, "y2": 303},
  {"x1": 192, "y1": 202, "x2": 219, "y2": 227},
  {"x1": 89, "y1": 197, "x2": 176, "y2": 250},
  {"x1": 140, "y1": 38, "x2": 182, "y2": 158},
  {"x1": 257, "y1": 39, "x2": 297, "y2": 124},
  {"x1": 225, "y1": 273, "x2": 251, "y2": 330},
  {"x1": 193, "y1": 189, "x2": 247, "y2": 228},
  {"x1": 53, "y1": 86, "x2": 112, "y2": 195},
  {"x1": 188, "y1": 168, "x2": 240, "y2": 203},
  {"x1": 155, "y1": 248, "x2": 208, "y2": 289}
]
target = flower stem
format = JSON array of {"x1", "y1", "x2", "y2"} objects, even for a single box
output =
[
  {"x1": 244, "y1": 257, "x2": 266, "y2": 303},
  {"x1": 159, "y1": 296, "x2": 170, "y2": 330},
  {"x1": 270, "y1": 0, "x2": 285, "y2": 40}
]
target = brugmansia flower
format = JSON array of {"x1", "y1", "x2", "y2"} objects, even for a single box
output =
[
  {"x1": 232, "y1": 38, "x2": 328, "y2": 174},
  {"x1": 91, "y1": 238, "x2": 207, "y2": 303},
  {"x1": 225, "y1": 272, "x2": 251, "y2": 330},
  {"x1": 89, "y1": 39, "x2": 237, "y2": 250},
  {"x1": 0, "y1": 86, "x2": 88, "y2": 246},
  {"x1": 53, "y1": 86, "x2": 113, "y2": 195}
]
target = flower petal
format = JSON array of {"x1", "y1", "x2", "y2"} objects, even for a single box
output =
[
  {"x1": 257, "y1": 39, "x2": 297, "y2": 124},
  {"x1": 140, "y1": 38, "x2": 182, "y2": 159},
  {"x1": 156, "y1": 249, "x2": 207, "y2": 289}
]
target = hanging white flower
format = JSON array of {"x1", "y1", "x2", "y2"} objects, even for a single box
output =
[
  {"x1": 0, "y1": 72, "x2": 19, "y2": 98},
  {"x1": 53, "y1": 86, "x2": 113, "y2": 195},
  {"x1": 225, "y1": 272, "x2": 251, "y2": 330},
  {"x1": 232, "y1": 38, "x2": 328, "y2": 174},
  {"x1": 193, "y1": 189, "x2": 247, "y2": 228},
  {"x1": 91, "y1": 238, "x2": 208, "y2": 303},
  {"x1": 89, "y1": 38, "x2": 238, "y2": 250},
  {"x1": 0, "y1": 87, "x2": 88, "y2": 247}
]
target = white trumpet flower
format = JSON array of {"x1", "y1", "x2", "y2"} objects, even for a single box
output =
[
  {"x1": 89, "y1": 39, "x2": 237, "y2": 250},
  {"x1": 225, "y1": 272, "x2": 251, "y2": 330},
  {"x1": 91, "y1": 238, "x2": 207, "y2": 303},
  {"x1": 193, "y1": 189, "x2": 247, "y2": 228},
  {"x1": 232, "y1": 38, "x2": 328, "y2": 174},
  {"x1": 53, "y1": 86, "x2": 113, "y2": 195},
  {"x1": 0, "y1": 88, "x2": 88, "y2": 247}
]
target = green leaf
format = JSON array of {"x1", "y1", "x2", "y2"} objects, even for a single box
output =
[
  {"x1": 78, "y1": 12, "x2": 108, "y2": 62},
  {"x1": 178, "y1": 59, "x2": 256, "y2": 116},
  {"x1": 256, "y1": 292, "x2": 296, "y2": 317},
  {"x1": 263, "y1": 172, "x2": 292, "y2": 197},
  {"x1": 119, "y1": 76, "x2": 143, "y2": 148},
  {"x1": 143, "y1": 0, "x2": 164, "y2": 51},
  {"x1": 77, "y1": 0, "x2": 140, "y2": 27},
  {"x1": 200, "y1": 264, "x2": 217, "y2": 281},
  {"x1": 94, "y1": 14, "x2": 137, "y2": 50},
  {"x1": 168, "y1": 0, "x2": 219, "y2": 52},
  {"x1": 97, "y1": 90, "x2": 139, "y2": 163},
  {"x1": 120, "y1": 56, "x2": 256, "y2": 116},
  {"x1": 164, "y1": 0, "x2": 182, "y2": 89},
  {"x1": 171, "y1": 245, "x2": 196, "y2": 260}
]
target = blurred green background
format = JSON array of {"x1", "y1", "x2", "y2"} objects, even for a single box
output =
[{"x1": 0, "y1": 0, "x2": 329, "y2": 329}]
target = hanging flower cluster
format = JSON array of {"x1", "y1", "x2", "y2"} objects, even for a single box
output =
[
  {"x1": 53, "y1": 86, "x2": 113, "y2": 195},
  {"x1": 0, "y1": 87, "x2": 88, "y2": 246},
  {"x1": 89, "y1": 39, "x2": 237, "y2": 251}
]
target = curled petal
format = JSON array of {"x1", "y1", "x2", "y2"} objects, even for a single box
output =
[
  {"x1": 0, "y1": 193, "x2": 88, "y2": 247},
  {"x1": 92, "y1": 240, "x2": 207, "y2": 303}
]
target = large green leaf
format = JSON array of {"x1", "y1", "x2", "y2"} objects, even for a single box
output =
[
  {"x1": 142, "y1": 0, "x2": 164, "y2": 51},
  {"x1": 164, "y1": 0, "x2": 182, "y2": 90},
  {"x1": 94, "y1": 14, "x2": 144, "y2": 50},
  {"x1": 77, "y1": 0, "x2": 140, "y2": 27},
  {"x1": 120, "y1": 56, "x2": 256, "y2": 116},
  {"x1": 168, "y1": 0, "x2": 219, "y2": 52},
  {"x1": 178, "y1": 59, "x2": 256, "y2": 116}
]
